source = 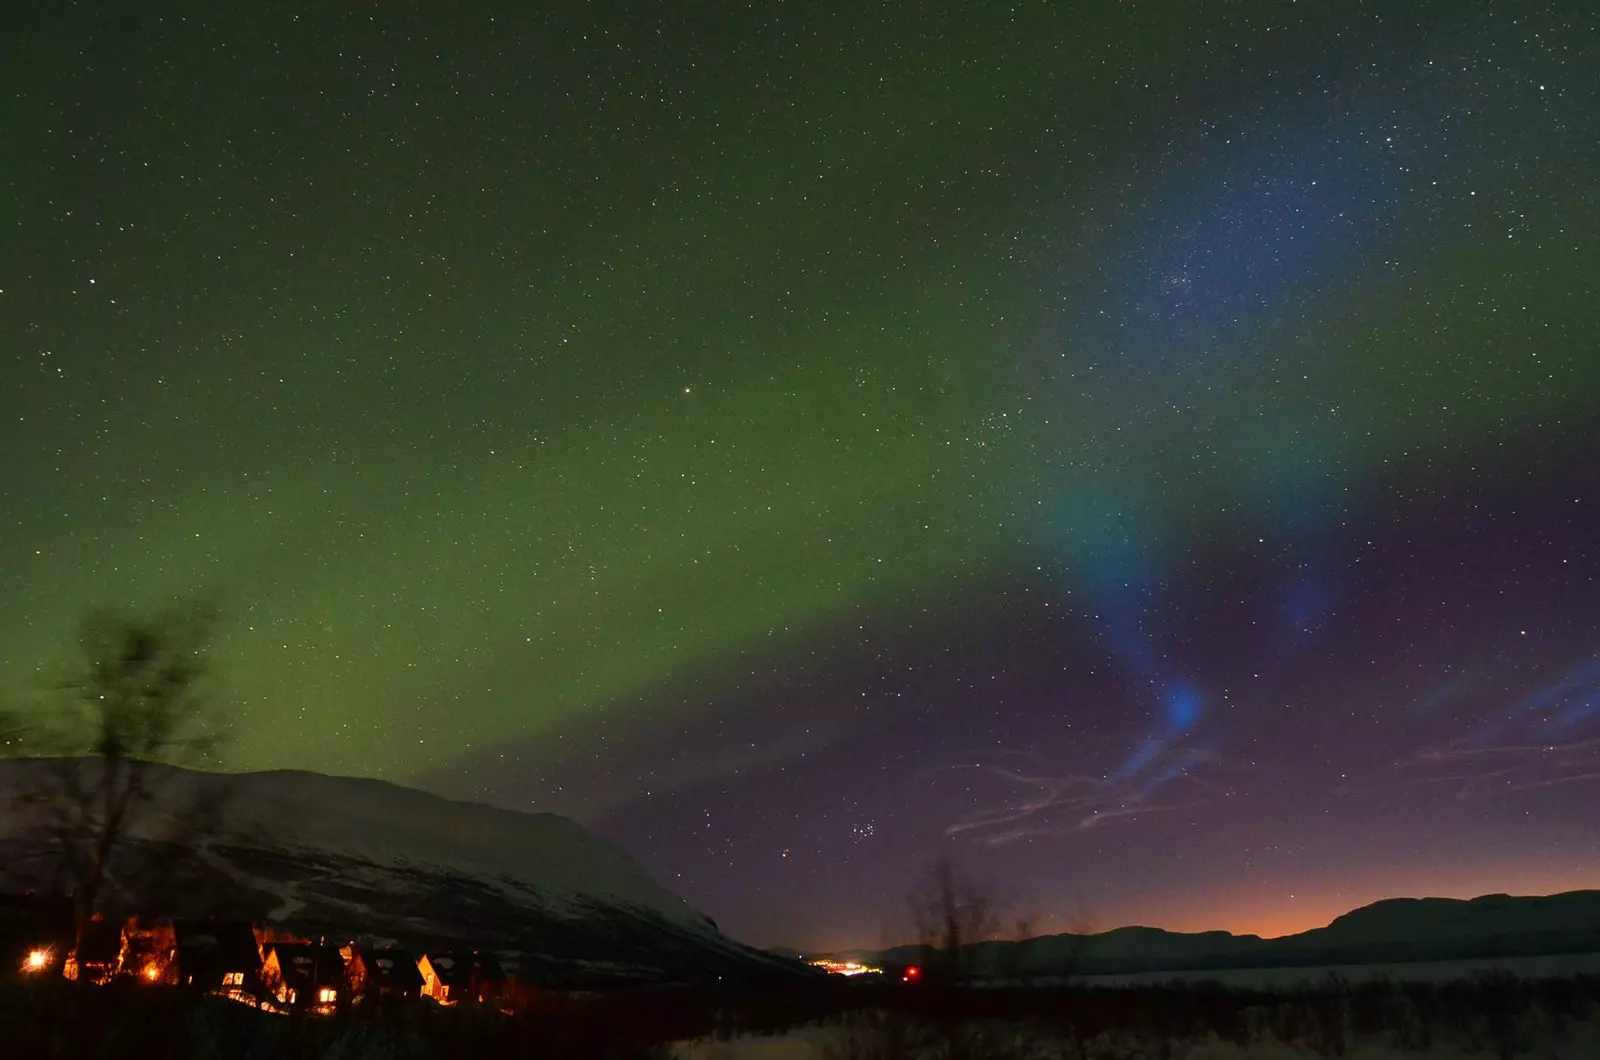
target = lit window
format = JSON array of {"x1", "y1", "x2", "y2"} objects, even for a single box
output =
[
  {"x1": 318, "y1": 987, "x2": 337, "y2": 1004},
  {"x1": 223, "y1": 971, "x2": 243, "y2": 987}
]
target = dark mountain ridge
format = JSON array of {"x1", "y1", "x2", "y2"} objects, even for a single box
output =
[{"x1": 845, "y1": 890, "x2": 1600, "y2": 977}]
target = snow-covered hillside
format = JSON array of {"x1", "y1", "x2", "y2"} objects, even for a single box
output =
[{"x1": 0, "y1": 758, "x2": 807, "y2": 987}]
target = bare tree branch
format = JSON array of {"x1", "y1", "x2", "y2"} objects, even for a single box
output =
[
  {"x1": 25, "y1": 603, "x2": 232, "y2": 963},
  {"x1": 906, "y1": 855, "x2": 1001, "y2": 982}
]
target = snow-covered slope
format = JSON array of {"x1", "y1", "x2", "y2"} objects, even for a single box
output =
[{"x1": 0, "y1": 758, "x2": 807, "y2": 987}]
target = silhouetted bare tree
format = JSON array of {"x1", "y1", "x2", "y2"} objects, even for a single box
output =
[
  {"x1": 39, "y1": 605, "x2": 229, "y2": 955},
  {"x1": 906, "y1": 854, "x2": 1001, "y2": 982}
]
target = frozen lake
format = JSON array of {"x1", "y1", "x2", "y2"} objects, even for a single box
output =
[{"x1": 1071, "y1": 950, "x2": 1600, "y2": 988}]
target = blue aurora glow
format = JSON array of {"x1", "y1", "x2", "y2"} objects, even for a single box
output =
[{"x1": 1032, "y1": 112, "x2": 1406, "y2": 788}]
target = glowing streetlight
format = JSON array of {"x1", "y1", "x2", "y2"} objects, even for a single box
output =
[{"x1": 24, "y1": 949, "x2": 49, "y2": 972}]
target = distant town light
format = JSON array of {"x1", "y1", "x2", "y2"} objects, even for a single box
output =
[
  {"x1": 903, "y1": 966, "x2": 920, "y2": 982},
  {"x1": 808, "y1": 957, "x2": 882, "y2": 977}
]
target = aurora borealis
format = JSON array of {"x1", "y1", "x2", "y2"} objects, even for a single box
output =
[{"x1": 2, "y1": 1, "x2": 1597, "y2": 951}]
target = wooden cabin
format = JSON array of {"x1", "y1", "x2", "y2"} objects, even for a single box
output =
[
  {"x1": 121, "y1": 918, "x2": 177, "y2": 984},
  {"x1": 352, "y1": 945, "x2": 425, "y2": 1001},
  {"x1": 262, "y1": 941, "x2": 349, "y2": 1013},
  {"x1": 66, "y1": 915, "x2": 127, "y2": 984},
  {"x1": 173, "y1": 920, "x2": 263, "y2": 997},
  {"x1": 417, "y1": 950, "x2": 507, "y2": 1006}
]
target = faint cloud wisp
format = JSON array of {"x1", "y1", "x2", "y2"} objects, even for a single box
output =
[{"x1": 932, "y1": 751, "x2": 1236, "y2": 846}]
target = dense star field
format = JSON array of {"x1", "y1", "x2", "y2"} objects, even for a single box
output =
[{"x1": 2, "y1": 2, "x2": 1596, "y2": 951}]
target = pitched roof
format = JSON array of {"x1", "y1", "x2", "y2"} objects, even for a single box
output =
[
  {"x1": 422, "y1": 950, "x2": 505, "y2": 987},
  {"x1": 267, "y1": 942, "x2": 346, "y2": 990},
  {"x1": 76, "y1": 918, "x2": 125, "y2": 964},
  {"x1": 362, "y1": 947, "x2": 424, "y2": 990},
  {"x1": 173, "y1": 920, "x2": 262, "y2": 973}
]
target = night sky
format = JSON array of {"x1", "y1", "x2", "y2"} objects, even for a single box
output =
[{"x1": 3, "y1": 1, "x2": 1597, "y2": 952}]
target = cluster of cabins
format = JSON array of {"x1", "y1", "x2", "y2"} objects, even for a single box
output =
[{"x1": 1, "y1": 893, "x2": 515, "y2": 1014}]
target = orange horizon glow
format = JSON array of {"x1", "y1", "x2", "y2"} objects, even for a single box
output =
[
  {"x1": 808, "y1": 869, "x2": 1600, "y2": 953},
  {"x1": 1115, "y1": 867, "x2": 1600, "y2": 941}
]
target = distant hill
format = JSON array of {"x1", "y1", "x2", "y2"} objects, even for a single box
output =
[
  {"x1": 838, "y1": 891, "x2": 1600, "y2": 977},
  {"x1": 0, "y1": 759, "x2": 812, "y2": 988}
]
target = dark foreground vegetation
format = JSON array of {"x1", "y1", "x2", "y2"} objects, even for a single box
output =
[
  {"x1": 6, "y1": 971, "x2": 1600, "y2": 1059},
  {"x1": 1, "y1": 978, "x2": 699, "y2": 1060},
  {"x1": 809, "y1": 972, "x2": 1600, "y2": 1059}
]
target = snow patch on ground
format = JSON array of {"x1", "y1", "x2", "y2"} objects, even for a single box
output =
[{"x1": 673, "y1": 1018, "x2": 1600, "y2": 1059}]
